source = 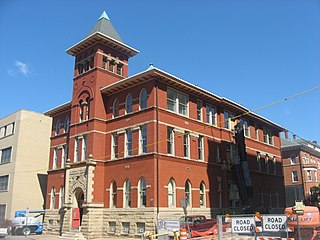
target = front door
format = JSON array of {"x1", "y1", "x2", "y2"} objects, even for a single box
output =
[{"x1": 72, "y1": 208, "x2": 80, "y2": 228}]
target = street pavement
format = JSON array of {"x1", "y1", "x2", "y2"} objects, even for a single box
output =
[{"x1": 2, "y1": 234, "x2": 142, "y2": 240}]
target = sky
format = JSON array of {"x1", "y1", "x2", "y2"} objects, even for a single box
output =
[{"x1": 0, "y1": 1, "x2": 319, "y2": 143}]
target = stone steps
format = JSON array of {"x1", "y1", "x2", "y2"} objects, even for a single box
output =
[{"x1": 59, "y1": 230, "x2": 87, "y2": 240}]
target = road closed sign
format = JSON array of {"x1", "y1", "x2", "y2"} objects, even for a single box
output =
[
  {"x1": 262, "y1": 215, "x2": 287, "y2": 232},
  {"x1": 231, "y1": 217, "x2": 255, "y2": 234}
]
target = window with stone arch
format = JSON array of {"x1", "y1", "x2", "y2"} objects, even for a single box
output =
[
  {"x1": 125, "y1": 94, "x2": 133, "y2": 114},
  {"x1": 185, "y1": 180, "x2": 192, "y2": 207},
  {"x1": 200, "y1": 181, "x2": 206, "y2": 208},
  {"x1": 138, "y1": 177, "x2": 147, "y2": 207},
  {"x1": 139, "y1": 88, "x2": 147, "y2": 109},
  {"x1": 124, "y1": 179, "x2": 131, "y2": 208},
  {"x1": 113, "y1": 98, "x2": 119, "y2": 118},
  {"x1": 50, "y1": 187, "x2": 56, "y2": 209},
  {"x1": 110, "y1": 181, "x2": 117, "y2": 208},
  {"x1": 168, "y1": 178, "x2": 176, "y2": 207}
]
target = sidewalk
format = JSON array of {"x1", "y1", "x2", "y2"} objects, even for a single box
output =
[{"x1": 18, "y1": 233, "x2": 142, "y2": 240}]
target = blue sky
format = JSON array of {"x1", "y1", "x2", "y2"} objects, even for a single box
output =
[{"x1": 1, "y1": 1, "x2": 319, "y2": 143}]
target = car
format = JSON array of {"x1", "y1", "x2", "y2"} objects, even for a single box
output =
[
  {"x1": 179, "y1": 215, "x2": 217, "y2": 233},
  {"x1": 0, "y1": 227, "x2": 8, "y2": 238}
]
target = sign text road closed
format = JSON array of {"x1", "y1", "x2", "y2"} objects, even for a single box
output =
[
  {"x1": 231, "y1": 217, "x2": 255, "y2": 234},
  {"x1": 262, "y1": 215, "x2": 287, "y2": 232}
]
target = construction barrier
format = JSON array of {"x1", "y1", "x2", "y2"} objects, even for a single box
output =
[{"x1": 180, "y1": 228, "x2": 187, "y2": 240}]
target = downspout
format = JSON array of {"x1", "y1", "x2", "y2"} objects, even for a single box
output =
[{"x1": 156, "y1": 79, "x2": 160, "y2": 219}]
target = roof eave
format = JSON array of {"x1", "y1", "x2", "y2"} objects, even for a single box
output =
[
  {"x1": 66, "y1": 32, "x2": 139, "y2": 57},
  {"x1": 44, "y1": 101, "x2": 72, "y2": 117}
]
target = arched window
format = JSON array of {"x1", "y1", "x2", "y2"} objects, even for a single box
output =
[
  {"x1": 59, "y1": 186, "x2": 64, "y2": 209},
  {"x1": 53, "y1": 147, "x2": 58, "y2": 170},
  {"x1": 140, "y1": 88, "x2": 147, "y2": 109},
  {"x1": 139, "y1": 177, "x2": 147, "y2": 207},
  {"x1": 50, "y1": 187, "x2": 56, "y2": 209},
  {"x1": 168, "y1": 178, "x2": 176, "y2": 207},
  {"x1": 64, "y1": 117, "x2": 70, "y2": 133},
  {"x1": 185, "y1": 180, "x2": 192, "y2": 207},
  {"x1": 80, "y1": 98, "x2": 90, "y2": 122},
  {"x1": 124, "y1": 179, "x2": 131, "y2": 208},
  {"x1": 113, "y1": 99, "x2": 119, "y2": 118},
  {"x1": 200, "y1": 182, "x2": 206, "y2": 207},
  {"x1": 110, "y1": 181, "x2": 117, "y2": 208},
  {"x1": 55, "y1": 120, "x2": 60, "y2": 136},
  {"x1": 126, "y1": 94, "x2": 133, "y2": 114}
]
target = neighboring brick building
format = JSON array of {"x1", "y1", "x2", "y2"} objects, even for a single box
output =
[
  {"x1": 282, "y1": 135, "x2": 320, "y2": 207},
  {"x1": 44, "y1": 11, "x2": 285, "y2": 238},
  {"x1": 0, "y1": 110, "x2": 51, "y2": 221}
]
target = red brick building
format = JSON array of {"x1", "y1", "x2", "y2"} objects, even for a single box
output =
[
  {"x1": 282, "y1": 135, "x2": 320, "y2": 207},
  {"x1": 44, "y1": 11, "x2": 285, "y2": 238}
]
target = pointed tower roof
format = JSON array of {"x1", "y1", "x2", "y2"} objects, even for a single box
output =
[
  {"x1": 87, "y1": 11, "x2": 123, "y2": 42},
  {"x1": 66, "y1": 11, "x2": 139, "y2": 57}
]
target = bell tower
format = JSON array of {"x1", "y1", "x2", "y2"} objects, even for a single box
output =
[
  {"x1": 65, "y1": 11, "x2": 139, "y2": 163},
  {"x1": 66, "y1": 11, "x2": 139, "y2": 122}
]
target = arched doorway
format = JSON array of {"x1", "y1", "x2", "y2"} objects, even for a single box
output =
[{"x1": 72, "y1": 188, "x2": 84, "y2": 230}]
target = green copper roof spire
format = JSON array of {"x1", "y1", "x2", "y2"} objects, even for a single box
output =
[{"x1": 99, "y1": 11, "x2": 110, "y2": 21}]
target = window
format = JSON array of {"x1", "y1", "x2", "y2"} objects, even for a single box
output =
[
  {"x1": 61, "y1": 145, "x2": 68, "y2": 168},
  {"x1": 290, "y1": 154, "x2": 297, "y2": 164},
  {"x1": 198, "y1": 136, "x2": 204, "y2": 160},
  {"x1": 112, "y1": 134, "x2": 119, "y2": 159},
  {"x1": 240, "y1": 119, "x2": 250, "y2": 137},
  {"x1": 228, "y1": 183, "x2": 240, "y2": 208},
  {"x1": 122, "y1": 222, "x2": 130, "y2": 235},
  {"x1": 50, "y1": 187, "x2": 56, "y2": 209},
  {"x1": 197, "y1": 100, "x2": 202, "y2": 121},
  {"x1": 0, "y1": 205, "x2": 6, "y2": 221},
  {"x1": 292, "y1": 171, "x2": 298, "y2": 182},
  {"x1": 81, "y1": 135, "x2": 87, "y2": 161},
  {"x1": 6, "y1": 123, "x2": 14, "y2": 135},
  {"x1": 200, "y1": 182, "x2": 205, "y2": 207},
  {"x1": 140, "y1": 88, "x2": 148, "y2": 109},
  {"x1": 307, "y1": 170, "x2": 312, "y2": 181},
  {"x1": 64, "y1": 117, "x2": 70, "y2": 133},
  {"x1": 59, "y1": 187, "x2": 64, "y2": 209},
  {"x1": 206, "y1": 105, "x2": 216, "y2": 125},
  {"x1": 167, "y1": 127, "x2": 174, "y2": 155},
  {"x1": 167, "y1": 88, "x2": 188, "y2": 116},
  {"x1": 0, "y1": 128, "x2": 4, "y2": 138},
  {"x1": 124, "y1": 179, "x2": 131, "y2": 208},
  {"x1": 140, "y1": 125, "x2": 147, "y2": 154},
  {"x1": 183, "y1": 132, "x2": 190, "y2": 158},
  {"x1": 255, "y1": 124, "x2": 259, "y2": 140},
  {"x1": 74, "y1": 137, "x2": 80, "y2": 162},
  {"x1": 113, "y1": 99, "x2": 119, "y2": 118},
  {"x1": 117, "y1": 64, "x2": 123, "y2": 75},
  {"x1": 55, "y1": 120, "x2": 60, "y2": 136},
  {"x1": 273, "y1": 157, "x2": 277, "y2": 175},
  {"x1": 80, "y1": 98, "x2": 90, "y2": 122},
  {"x1": 109, "y1": 60, "x2": 115, "y2": 72},
  {"x1": 53, "y1": 147, "x2": 58, "y2": 169},
  {"x1": 224, "y1": 111, "x2": 235, "y2": 129},
  {"x1": 168, "y1": 178, "x2": 176, "y2": 207},
  {"x1": 226, "y1": 143, "x2": 238, "y2": 163},
  {"x1": 1, "y1": 147, "x2": 12, "y2": 164},
  {"x1": 139, "y1": 178, "x2": 147, "y2": 207},
  {"x1": 109, "y1": 222, "x2": 116, "y2": 234},
  {"x1": 185, "y1": 180, "x2": 191, "y2": 207},
  {"x1": 110, "y1": 181, "x2": 117, "y2": 208},
  {"x1": 0, "y1": 175, "x2": 9, "y2": 191},
  {"x1": 126, "y1": 94, "x2": 133, "y2": 114},
  {"x1": 263, "y1": 129, "x2": 273, "y2": 145},
  {"x1": 257, "y1": 153, "x2": 262, "y2": 172},
  {"x1": 126, "y1": 129, "x2": 132, "y2": 156}
]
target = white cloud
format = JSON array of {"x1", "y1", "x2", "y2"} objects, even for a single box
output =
[{"x1": 7, "y1": 60, "x2": 31, "y2": 77}]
